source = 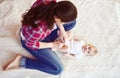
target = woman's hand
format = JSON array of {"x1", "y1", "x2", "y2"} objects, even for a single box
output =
[
  {"x1": 66, "y1": 31, "x2": 73, "y2": 40},
  {"x1": 59, "y1": 30, "x2": 68, "y2": 42},
  {"x1": 52, "y1": 40, "x2": 64, "y2": 49}
]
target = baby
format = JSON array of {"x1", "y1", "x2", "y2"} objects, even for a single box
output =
[
  {"x1": 55, "y1": 33, "x2": 97, "y2": 59},
  {"x1": 60, "y1": 39, "x2": 97, "y2": 59}
]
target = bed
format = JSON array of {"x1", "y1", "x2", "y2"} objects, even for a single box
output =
[{"x1": 0, "y1": 0, "x2": 120, "y2": 78}]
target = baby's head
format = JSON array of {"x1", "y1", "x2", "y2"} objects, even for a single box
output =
[{"x1": 82, "y1": 44, "x2": 97, "y2": 56}]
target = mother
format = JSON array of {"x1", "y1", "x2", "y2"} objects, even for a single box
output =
[{"x1": 1, "y1": 0, "x2": 77, "y2": 75}]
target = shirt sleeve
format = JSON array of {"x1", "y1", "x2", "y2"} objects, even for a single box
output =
[
  {"x1": 25, "y1": 29, "x2": 41, "y2": 50},
  {"x1": 22, "y1": 26, "x2": 41, "y2": 50},
  {"x1": 26, "y1": 33, "x2": 40, "y2": 49},
  {"x1": 32, "y1": 0, "x2": 56, "y2": 8},
  {"x1": 22, "y1": 25, "x2": 51, "y2": 50}
]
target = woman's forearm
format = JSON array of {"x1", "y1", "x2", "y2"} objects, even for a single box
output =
[
  {"x1": 39, "y1": 42, "x2": 54, "y2": 49},
  {"x1": 57, "y1": 24, "x2": 66, "y2": 33}
]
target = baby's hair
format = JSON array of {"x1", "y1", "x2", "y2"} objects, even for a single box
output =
[{"x1": 89, "y1": 44, "x2": 97, "y2": 56}]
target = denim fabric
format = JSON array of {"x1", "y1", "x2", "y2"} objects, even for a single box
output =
[
  {"x1": 42, "y1": 20, "x2": 76, "y2": 42},
  {"x1": 20, "y1": 20, "x2": 76, "y2": 75}
]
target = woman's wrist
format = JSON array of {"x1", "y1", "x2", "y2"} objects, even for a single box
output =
[
  {"x1": 39, "y1": 42, "x2": 54, "y2": 49},
  {"x1": 48, "y1": 42, "x2": 54, "y2": 48},
  {"x1": 58, "y1": 24, "x2": 65, "y2": 32}
]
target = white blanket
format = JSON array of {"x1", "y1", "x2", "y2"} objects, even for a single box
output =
[{"x1": 0, "y1": 0, "x2": 120, "y2": 78}]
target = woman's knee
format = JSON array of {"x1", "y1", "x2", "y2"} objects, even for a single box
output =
[
  {"x1": 63, "y1": 20, "x2": 76, "y2": 31},
  {"x1": 53, "y1": 64, "x2": 64, "y2": 75}
]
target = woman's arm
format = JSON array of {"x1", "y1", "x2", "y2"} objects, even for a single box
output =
[
  {"x1": 39, "y1": 41, "x2": 63, "y2": 49},
  {"x1": 55, "y1": 18, "x2": 68, "y2": 42}
]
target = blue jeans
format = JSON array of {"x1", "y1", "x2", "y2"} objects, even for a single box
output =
[{"x1": 20, "y1": 20, "x2": 76, "y2": 75}]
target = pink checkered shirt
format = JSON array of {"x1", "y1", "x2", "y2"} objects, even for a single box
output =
[{"x1": 21, "y1": 0, "x2": 56, "y2": 50}]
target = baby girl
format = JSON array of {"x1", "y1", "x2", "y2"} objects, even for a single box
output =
[{"x1": 54, "y1": 32, "x2": 97, "y2": 59}]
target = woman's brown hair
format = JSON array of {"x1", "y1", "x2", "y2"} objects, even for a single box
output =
[{"x1": 22, "y1": 1, "x2": 77, "y2": 29}]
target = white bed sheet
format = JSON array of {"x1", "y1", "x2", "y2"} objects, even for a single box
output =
[{"x1": 0, "y1": 0, "x2": 120, "y2": 78}]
